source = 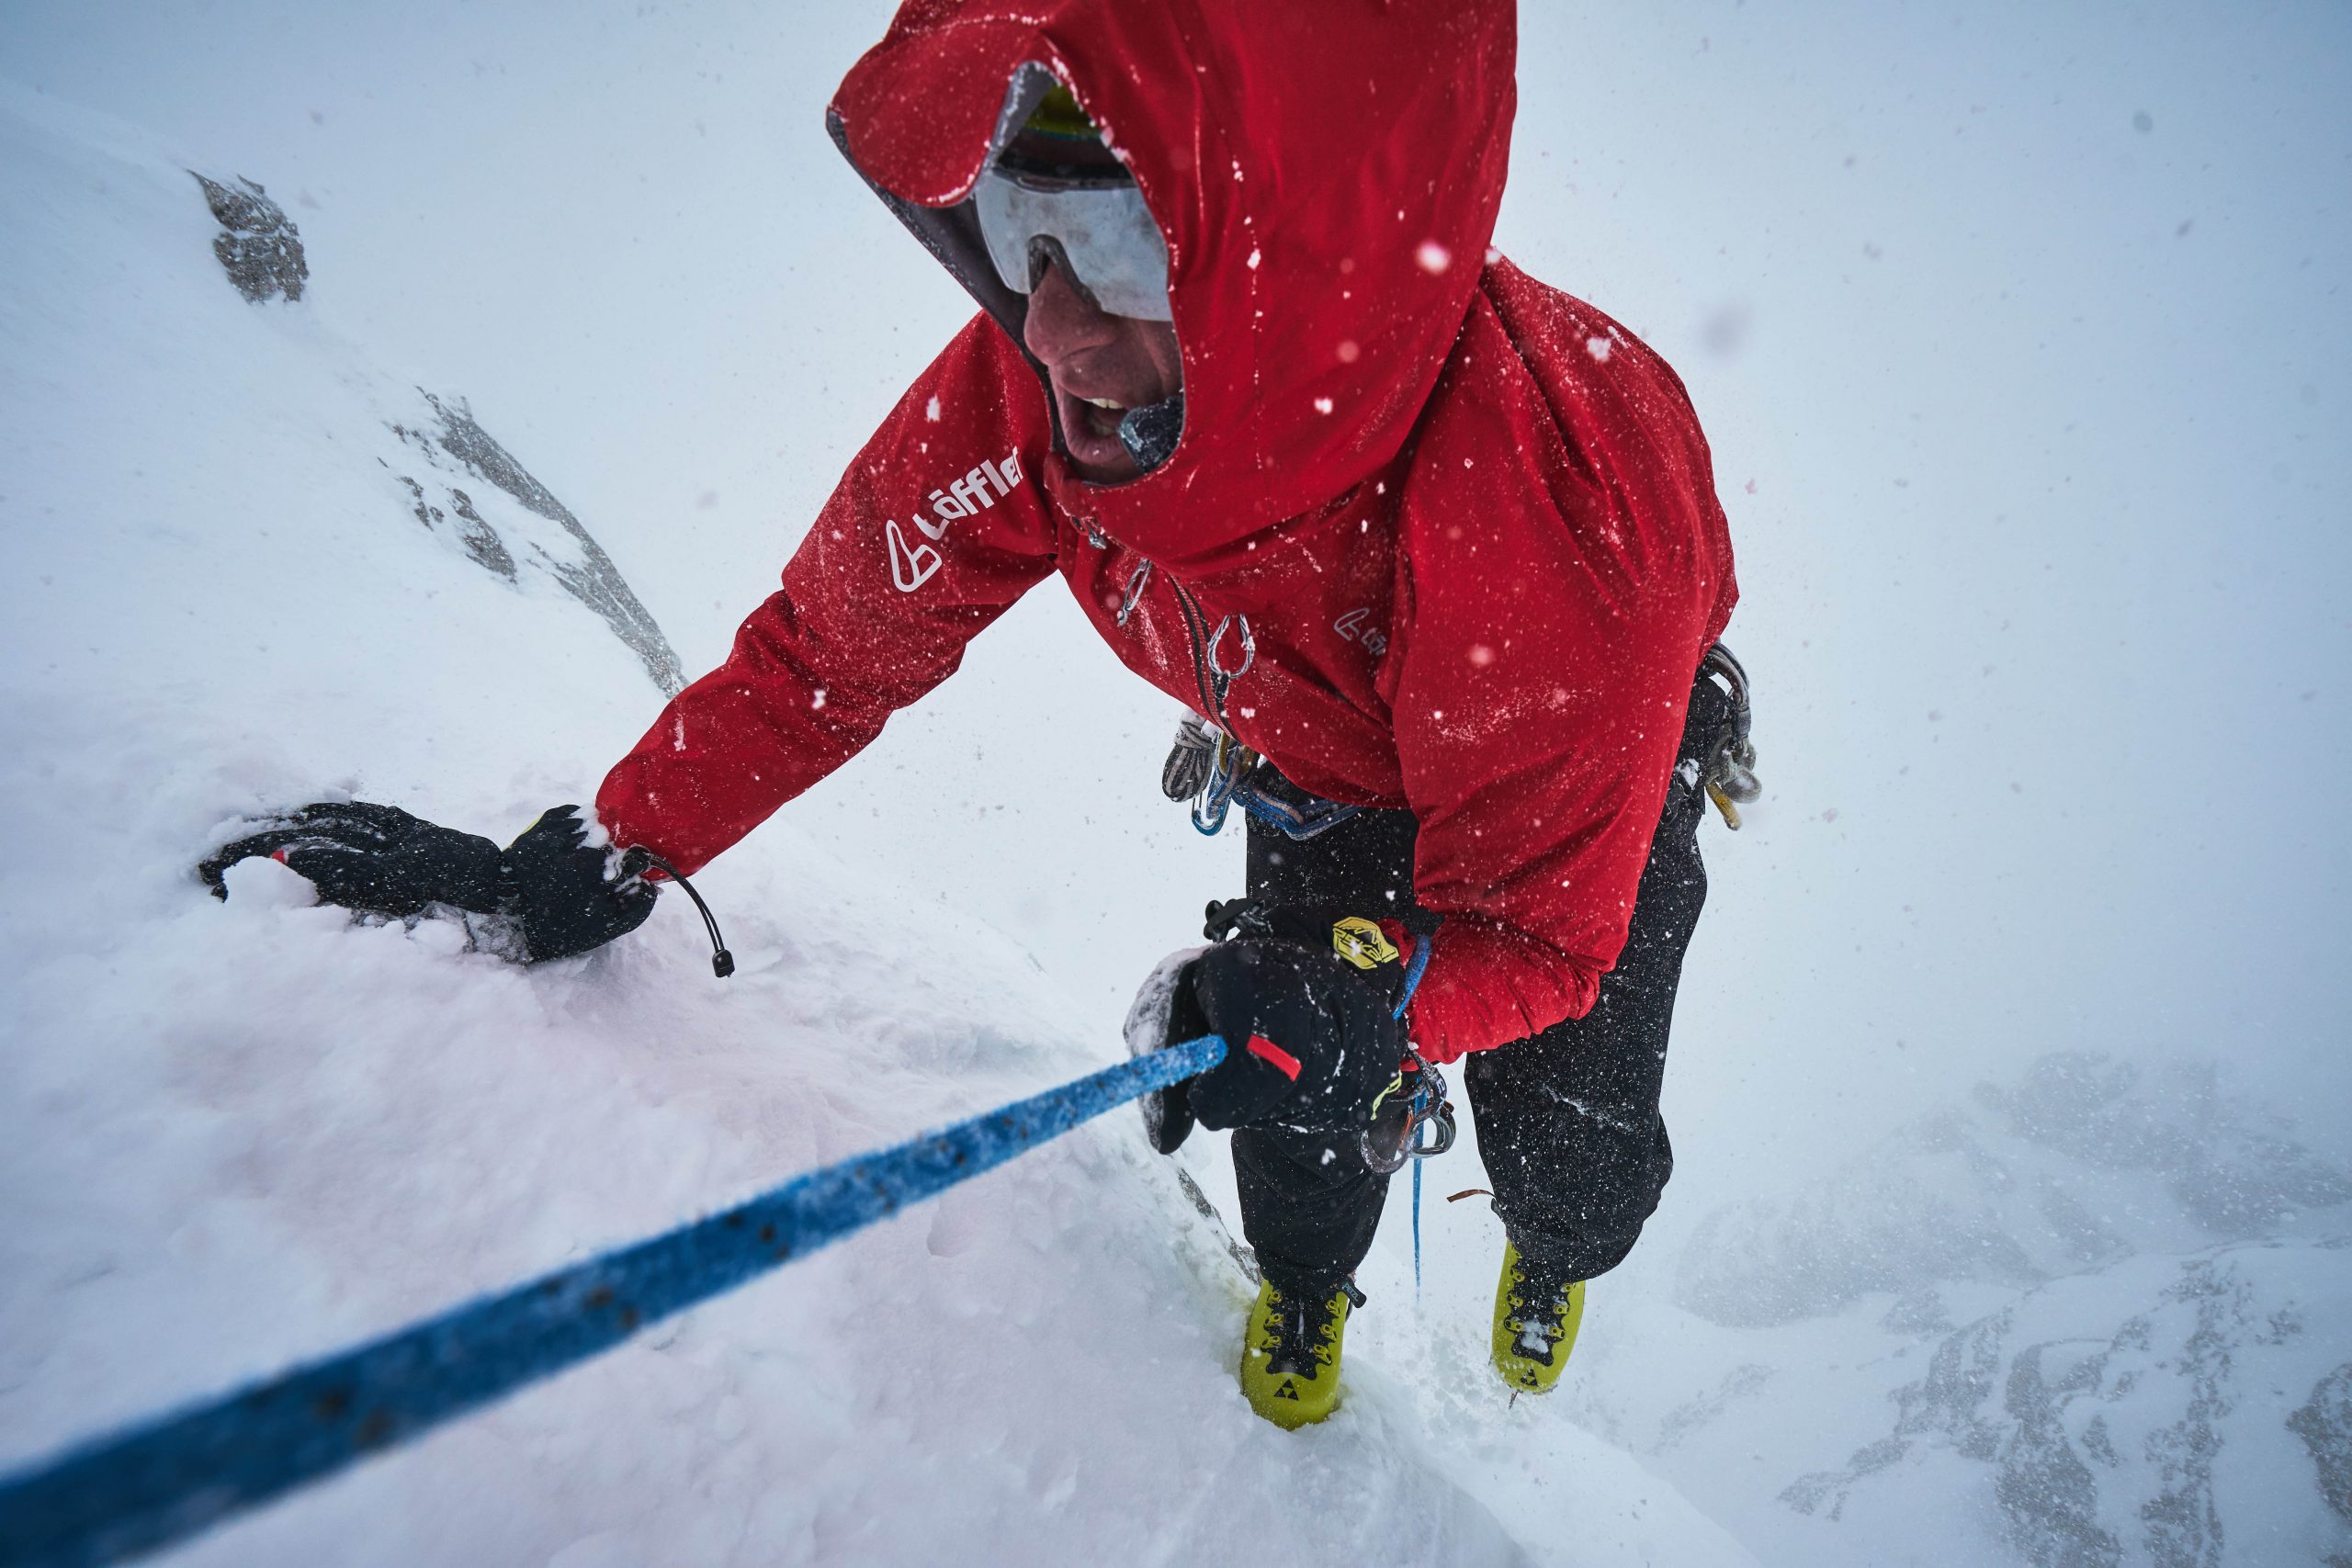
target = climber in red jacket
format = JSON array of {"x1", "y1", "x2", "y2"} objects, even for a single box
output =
[{"x1": 205, "y1": 0, "x2": 1748, "y2": 1428}]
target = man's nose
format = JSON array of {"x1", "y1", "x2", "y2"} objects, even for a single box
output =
[{"x1": 1022, "y1": 256, "x2": 1115, "y2": 367}]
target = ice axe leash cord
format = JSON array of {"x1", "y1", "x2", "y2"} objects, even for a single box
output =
[
  {"x1": 0, "y1": 1034, "x2": 1228, "y2": 1568},
  {"x1": 621, "y1": 848, "x2": 733, "y2": 977}
]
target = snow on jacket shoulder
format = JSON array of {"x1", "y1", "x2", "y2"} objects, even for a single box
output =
[{"x1": 595, "y1": 0, "x2": 1736, "y2": 1062}]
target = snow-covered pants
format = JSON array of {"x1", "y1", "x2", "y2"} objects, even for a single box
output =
[{"x1": 1229, "y1": 675, "x2": 1724, "y2": 1296}]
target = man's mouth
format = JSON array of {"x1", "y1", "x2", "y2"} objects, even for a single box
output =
[
  {"x1": 1078, "y1": 395, "x2": 1126, "y2": 438},
  {"x1": 1052, "y1": 380, "x2": 1155, "y2": 479}
]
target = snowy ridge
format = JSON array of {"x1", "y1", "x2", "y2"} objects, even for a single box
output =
[
  {"x1": 0, "y1": 80, "x2": 1749, "y2": 1567},
  {"x1": 1572, "y1": 1052, "x2": 2352, "y2": 1564},
  {"x1": 1780, "y1": 1238, "x2": 2350, "y2": 1567}
]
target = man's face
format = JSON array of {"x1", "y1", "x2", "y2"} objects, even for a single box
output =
[{"x1": 1022, "y1": 256, "x2": 1182, "y2": 484}]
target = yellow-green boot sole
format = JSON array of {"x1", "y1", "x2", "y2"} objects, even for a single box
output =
[
  {"x1": 1492, "y1": 1241, "x2": 1585, "y2": 1393},
  {"x1": 1240, "y1": 1278, "x2": 1351, "y2": 1429}
]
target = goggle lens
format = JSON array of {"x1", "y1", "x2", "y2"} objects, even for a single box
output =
[{"x1": 975, "y1": 168, "x2": 1173, "y2": 323}]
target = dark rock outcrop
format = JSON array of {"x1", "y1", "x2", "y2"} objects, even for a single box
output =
[
  {"x1": 1775, "y1": 1244, "x2": 2346, "y2": 1566},
  {"x1": 187, "y1": 167, "x2": 684, "y2": 696},
  {"x1": 190, "y1": 173, "x2": 308, "y2": 302},
  {"x1": 2293, "y1": 1364, "x2": 2352, "y2": 1529}
]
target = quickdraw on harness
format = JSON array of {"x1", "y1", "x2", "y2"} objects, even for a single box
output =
[
  {"x1": 1161, "y1": 711, "x2": 1364, "y2": 840},
  {"x1": 1688, "y1": 641, "x2": 1761, "y2": 829}
]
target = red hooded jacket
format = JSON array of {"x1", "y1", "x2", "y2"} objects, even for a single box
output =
[{"x1": 594, "y1": 0, "x2": 1737, "y2": 1065}]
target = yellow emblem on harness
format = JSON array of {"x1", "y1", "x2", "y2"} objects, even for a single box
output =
[{"x1": 1330, "y1": 916, "x2": 1400, "y2": 970}]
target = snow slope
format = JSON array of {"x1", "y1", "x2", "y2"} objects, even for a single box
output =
[{"x1": 0, "y1": 83, "x2": 1751, "y2": 1566}]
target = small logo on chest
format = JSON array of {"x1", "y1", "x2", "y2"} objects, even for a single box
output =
[{"x1": 1333, "y1": 606, "x2": 1388, "y2": 660}]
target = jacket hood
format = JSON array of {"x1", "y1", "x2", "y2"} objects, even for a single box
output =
[{"x1": 830, "y1": 0, "x2": 1516, "y2": 567}]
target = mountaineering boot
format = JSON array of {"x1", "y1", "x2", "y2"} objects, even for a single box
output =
[
  {"x1": 1491, "y1": 1240, "x2": 1586, "y2": 1393},
  {"x1": 1240, "y1": 1277, "x2": 1352, "y2": 1428}
]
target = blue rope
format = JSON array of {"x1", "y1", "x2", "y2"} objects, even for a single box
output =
[
  {"x1": 0, "y1": 1034, "x2": 1228, "y2": 1568},
  {"x1": 1412, "y1": 1153, "x2": 1424, "y2": 1295},
  {"x1": 1394, "y1": 937, "x2": 1431, "y2": 1019},
  {"x1": 1391, "y1": 936, "x2": 1434, "y2": 1301}
]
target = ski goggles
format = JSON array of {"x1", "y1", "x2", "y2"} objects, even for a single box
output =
[{"x1": 974, "y1": 165, "x2": 1174, "y2": 323}]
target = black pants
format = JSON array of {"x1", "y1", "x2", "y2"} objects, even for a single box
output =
[{"x1": 1230, "y1": 675, "x2": 1723, "y2": 1296}]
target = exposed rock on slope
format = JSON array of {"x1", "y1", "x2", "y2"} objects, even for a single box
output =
[
  {"x1": 1781, "y1": 1241, "x2": 2349, "y2": 1567},
  {"x1": 191, "y1": 173, "x2": 306, "y2": 303},
  {"x1": 1644, "y1": 1053, "x2": 2352, "y2": 1565},
  {"x1": 385, "y1": 390, "x2": 684, "y2": 695},
  {"x1": 190, "y1": 158, "x2": 683, "y2": 696}
]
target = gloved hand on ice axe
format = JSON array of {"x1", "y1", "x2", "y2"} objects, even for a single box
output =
[
  {"x1": 198, "y1": 800, "x2": 657, "y2": 963},
  {"x1": 1124, "y1": 914, "x2": 1409, "y2": 1152}
]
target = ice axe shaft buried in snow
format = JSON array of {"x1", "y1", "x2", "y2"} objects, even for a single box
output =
[{"x1": 0, "y1": 1035, "x2": 1227, "y2": 1568}]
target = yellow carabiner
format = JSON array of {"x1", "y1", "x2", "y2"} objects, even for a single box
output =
[{"x1": 1705, "y1": 778, "x2": 1744, "y2": 831}]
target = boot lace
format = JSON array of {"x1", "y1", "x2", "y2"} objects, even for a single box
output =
[
  {"x1": 1506, "y1": 1262, "x2": 1575, "y2": 1359},
  {"x1": 1264, "y1": 1287, "x2": 1338, "y2": 1377}
]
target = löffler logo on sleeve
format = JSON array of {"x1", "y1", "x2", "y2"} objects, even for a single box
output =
[{"x1": 886, "y1": 448, "x2": 1025, "y2": 593}]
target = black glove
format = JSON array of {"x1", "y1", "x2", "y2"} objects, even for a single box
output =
[
  {"x1": 1126, "y1": 910, "x2": 1409, "y2": 1148},
  {"x1": 500, "y1": 807, "x2": 660, "y2": 962},
  {"x1": 200, "y1": 801, "x2": 655, "y2": 963}
]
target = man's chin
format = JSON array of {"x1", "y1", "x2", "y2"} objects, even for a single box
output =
[{"x1": 1067, "y1": 448, "x2": 1142, "y2": 484}]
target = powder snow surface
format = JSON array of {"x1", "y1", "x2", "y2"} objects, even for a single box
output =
[{"x1": 3, "y1": 3, "x2": 2349, "y2": 1565}]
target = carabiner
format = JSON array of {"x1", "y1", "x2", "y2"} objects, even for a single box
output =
[
  {"x1": 1409, "y1": 1097, "x2": 1458, "y2": 1160},
  {"x1": 1206, "y1": 613, "x2": 1256, "y2": 680},
  {"x1": 1115, "y1": 560, "x2": 1154, "y2": 628}
]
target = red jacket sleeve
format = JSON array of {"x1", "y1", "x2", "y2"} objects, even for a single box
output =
[
  {"x1": 1390, "y1": 288, "x2": 1736, "y2": 1064},
  {"x1": 595, "y1": 316, "x2": 1057, "y2": 873}
]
